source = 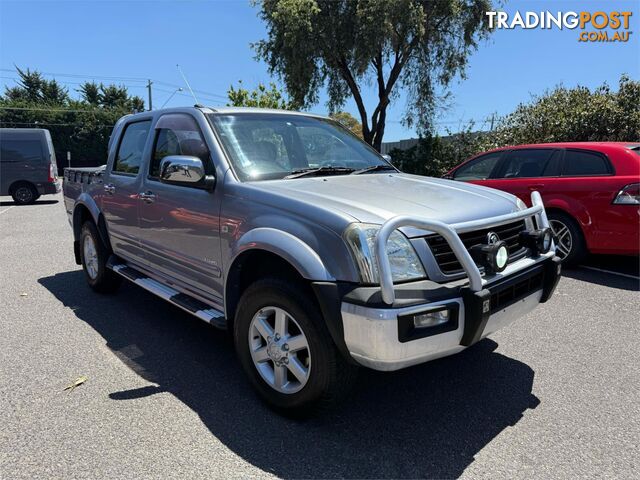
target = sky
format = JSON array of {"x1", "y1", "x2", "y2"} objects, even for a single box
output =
[{"x1": 0, "y1": 0, "x2": 638, "y2": 142}]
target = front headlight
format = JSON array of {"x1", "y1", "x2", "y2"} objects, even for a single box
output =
[{"x1": 344, "y1": 223, "x2": 426, "y2": 284}]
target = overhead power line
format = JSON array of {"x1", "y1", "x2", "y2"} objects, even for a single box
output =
[
  {"x1": 0, "y1": 121, "x2": 115, "y2": 128},
  {"x1": 0, "y1": 106, "x2": 117, "y2": 113},
  {"x1": 0, "y1": 68, "x2": 148, "y2": 83},
  {"x1": 0, "y1": 67, "x2": 228, "y2": 101},
  {"x1": 386, "y1": 117, "x2": 496, "y2": 127},
  {"x1": 0, "y1": 76, "x2": 148, "y2": 91},
  {"x1": 1, "y1": 76, "x2": 225, "y2": 104}
]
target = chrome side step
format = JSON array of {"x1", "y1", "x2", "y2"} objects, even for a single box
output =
[{"x1": 109, "y1": 262, "x2": 226, "y2": 329}]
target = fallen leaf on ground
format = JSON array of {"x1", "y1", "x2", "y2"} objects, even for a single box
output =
[{"x1": 63, "y1": 376, "x2": 88, "y2": 392}]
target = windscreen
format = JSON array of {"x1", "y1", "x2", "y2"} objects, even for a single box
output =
[{"x1": 208, "y1": 113, "x2": 387, "y2": 181}]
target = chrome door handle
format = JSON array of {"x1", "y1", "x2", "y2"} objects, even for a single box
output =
[
  {"x1": 139, "y1": 191, "x2": 156, "y2": 203},
  {"x1": 104, "y1": 183, "x2": 116, "y2": 194}
]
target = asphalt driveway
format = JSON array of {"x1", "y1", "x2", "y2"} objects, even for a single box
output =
[{"x1": 1, "y1": 194, "x2": 638, "y2": 479}]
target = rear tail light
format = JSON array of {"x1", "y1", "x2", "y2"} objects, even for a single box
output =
[
  {"x1": 613, "y1": 183, "x2": 640, "y2": 205},
  {"x1": 48, "y1": 163, "x2": 57, "y2": 183}
]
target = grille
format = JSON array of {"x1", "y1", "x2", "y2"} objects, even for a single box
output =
[
  {"x1": 425, "y1": 220, "x2": 527, "y2": 275},
  {"x1": 490, "y1": 271, "x2": 543, "y2": 313}
]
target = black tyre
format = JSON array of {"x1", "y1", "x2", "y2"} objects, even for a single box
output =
[
  {"x1": 11, "y1": 183, "x2": 38, "y2": 205},
  {"x1": 548, "y1": 211, "x2": 586, "y2": 265},
  {"x1": 234, "y1": 278, "x2": 358, "y2": 417},
  {"x1": 80, "y1": 221, "x2": 122, "y2": 293}
]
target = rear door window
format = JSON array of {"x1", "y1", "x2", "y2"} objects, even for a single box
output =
[
  {"x1": 0, "y1": 139, "x2": 44, "y2": 164},
  {"x1": 562, "y1": 149, "x2": 612, "y2": 176},
  {"x1": 541, "y1": 150, "x2": 562, "y2": 176},
  {"x1": 113, "y1": 121, "x2": 152, "y2": 175},
  {"x1": 497, "y1": 149, "x2": 558, "y2": 178},
  {"x1": 453, "y1": 152, "x2": 502, "y2": 180}
]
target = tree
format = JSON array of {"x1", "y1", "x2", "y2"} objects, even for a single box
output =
[
  {"x1": 330, "y1": 111, "x2": 363, "y2": 139},
  {"x1": 391, "y1": 75, "x2": 640, "y2": 177},
  {"x1": 4, "y1": 67, "x2": 69, "y2": 104},
  {"x1": 0, "y1": 67, "x2": 146, "y2": 170},
  {"x1": 99, "y1": 84, "x2": 145, "y2": 111},
  {"x1": 484, "y1": 74, "x2": 640, "y2": 148},
  {"x1": 389, "y1": 125, "x2": 479, "y2": 177},
  {"x1": 227, "y1": 80, "x2": 298, "y2": 109},
  {"x1": 254, "y1": 0, "x2": 491, "y2": 150},
  {"x1": 78, "y1": 81, "x2": 102, "y2": 105}
]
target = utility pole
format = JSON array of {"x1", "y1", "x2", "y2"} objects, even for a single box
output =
[
  {"x1": 490, "y1": 113, "x2": 496, "y2": 131},
  {"x1": 147, "y1": 79, "x2": 153, "y2": 110}
]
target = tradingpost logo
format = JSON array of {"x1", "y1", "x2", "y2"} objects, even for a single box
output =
[{"x1": 485, "y1": 10, "x2": 633, "y2": 42}]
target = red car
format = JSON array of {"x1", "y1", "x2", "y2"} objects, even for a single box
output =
[{"x1": 446, "y1": 142, "x2": 640, "y2": 263}]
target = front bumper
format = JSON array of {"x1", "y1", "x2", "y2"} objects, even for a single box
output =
[{"x1": 339, "y1": 254, "x2": 561, "y2": 371}]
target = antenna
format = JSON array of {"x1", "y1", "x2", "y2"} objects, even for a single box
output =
[
  {"x1": 160, "y1": 87, "x2": 183, "y2": 109},
  {"x1": 176, "y1": 64, "x2": 200, "y2": 105}
]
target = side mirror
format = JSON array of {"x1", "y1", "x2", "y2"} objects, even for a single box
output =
[
  {"x1": 159, "y1": 155, "x2": 215, "y2": 190},
  {"x1": 381, "y1": 153, "x2": 392, "y2": 163}
]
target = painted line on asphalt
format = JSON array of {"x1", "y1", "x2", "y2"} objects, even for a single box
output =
[
  {"x1": 580, "y1": 265, "x2": 640, "y2": 281},
  {"x1": 0, "y1": 206, "x2": 14, "y2": 215}
]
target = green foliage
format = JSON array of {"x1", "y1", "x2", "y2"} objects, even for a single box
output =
[
  {"x1": 227, "y1": 80, "x2": 298, "y2": 109},
  {"x1": 226, "y1": 80, "x2": 365, "y2": 138},
  {"x1": 254, "y1": 0, "x2": 492, "y2": 150},
  {"x1": 483, "y1": 74, "x2": 640, "y2": 148},
  {"x1": 390, "y1": 125, "x2": 481, "y2": 177},
  {"x1": 395, "y1": 75, "x2": 640, "y2": 177},
  {"x1": 79, "y1": 81, "x2": 101, "y2": 105},
  {"x1": 77, "y1": 81, "x2": 145, "y2": 111},
  {"x1": 4, "y1": 67, "x2": 69, "y2": 104},
  {"x1": 330, "y1": 111, "x2": 363, "y2": 139},
  {"x1": 0, "y1": 68, "x2": 146, "y2": 170}
]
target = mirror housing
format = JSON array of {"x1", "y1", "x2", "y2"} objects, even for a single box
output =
[
  {"x1": 381, "y1": 153, "x2": 392, "y2": 163},
  {"x1": 159, "y1": 155, "x2": 215, "y2": 190}
]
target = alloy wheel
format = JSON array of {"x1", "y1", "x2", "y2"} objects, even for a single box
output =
[
  {"x1": 83, "y1": 234, "x2": 99, "y2": 280},
  {"x1": 550, "y1": 219, "x2": 572, "y2": 259},
  {"x1": 248, "y1": 306, "x2": 311, "y2": 394}
]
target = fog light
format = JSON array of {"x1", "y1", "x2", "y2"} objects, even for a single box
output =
[
  {"x1": 519, "y1": 228, "x2": 553, "y2": 255},
  {"x1": 413, "y1": 308, "x2": 450, "y2": 328},
  {"x1": 495, "y1": 244, "x2": 508, "y2": 269},
  {"x1": 470, "y1": 240, "x2": 509, "y2": 274}
]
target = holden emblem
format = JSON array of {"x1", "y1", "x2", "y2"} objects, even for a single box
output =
[{"x1": 486, "y1": 232, "x2": 500, "y2": 245}]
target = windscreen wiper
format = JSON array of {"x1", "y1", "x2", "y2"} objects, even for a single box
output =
[
  {"x1": 350, "y1": 164, "x2": 397, "y2": 175},
  {"x1": 284, "y1": 166, "x2": 355, "y2": 179}
]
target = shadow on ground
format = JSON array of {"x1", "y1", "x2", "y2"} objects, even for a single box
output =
[
  {"x1": 563, "y1": 268, "x2": 639, "y2": 291},
  {"x1": 561, "y1": 254, "x2": 640, "y2": 292},
  {"x1": 40, "y1": 270, "x2": 540, "y2": 479},
  {"x1": 0, "y1": 199, "x2": 59, "y2": 207}
]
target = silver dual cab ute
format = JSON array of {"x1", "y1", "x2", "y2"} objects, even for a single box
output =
[{"x1": 63, "y1": 107, "x2": 561, "y2": 415}]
